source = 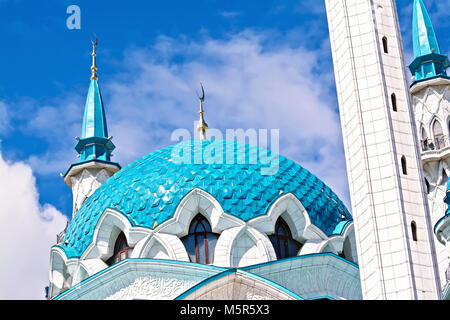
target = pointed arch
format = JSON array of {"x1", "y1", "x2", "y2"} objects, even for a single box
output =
[
  {"x1": 432, "y1": 118, "x2": 444, "y2": 149},
  {"x1": 157, "y1": 188, "x2": 244, "y2": 237},
  {"x1": 248, "y1": 193, "x2": 323, "y2": 243},
  {"x1": 268, "y1": 217, "x2": 303, "y2": 259},
  {"x1": 82, "y1": 208, "x2": 149, "y2": 260},
  {"x1": 49, "y1": 248, "x2": 70, "y2": 297},
  {"x1": 106, "y1": 231, "x2": 131, "y2": 265},
  {"x1": 72, "y1": 259, "x2": 108, "y2": 286},
  {"x1": 133, "y1": 233, "x2": 189, "y2": 261},
  {"x1": 181, "y1": 214, "x2": 220, "y2": 264},
  {"x1": 213, "y1": 226, "x2": 277, "y2": 267}
]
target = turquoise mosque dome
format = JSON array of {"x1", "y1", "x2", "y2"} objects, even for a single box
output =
[{"x1": 60, "y1": 140, "x2": 352, "y2": 258}]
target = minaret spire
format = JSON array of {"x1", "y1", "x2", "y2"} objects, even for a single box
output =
[
  {"x1": 409, "y1": 0, "x2": 449, "y2": 83},
  {"x1": 196, "y1": 82, "x2": 208, "y2": 140},
  {"x1": 62, "y1": 37, "x2": 121, "y2": 217},
  {"x1": 90, "y1": 35, "x2": 98, "y2": 81}
]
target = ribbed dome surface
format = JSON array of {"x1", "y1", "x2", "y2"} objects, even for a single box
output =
[{"x1": 61, "y1": 140, "x2": 351, "y2": 258}]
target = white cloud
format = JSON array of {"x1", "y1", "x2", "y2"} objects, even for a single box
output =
[
  {"x1": 12, "y1": 30, "x2": 351, "y2": 208},
  {"x1": 103, "y1": 31, "x2": 350, "y2": 206},
  {"x1": 0, "y1": 153, "x2": 67, "y2": 299}
]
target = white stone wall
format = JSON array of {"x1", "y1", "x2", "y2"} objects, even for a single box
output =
[
  {"x1": 70, "y1": 168, "x2": 112, "y2": 217},
  {"x1": 412, "y1": 79, "x2": 450, "y2": 289},
  {"x1": 49, "y1": 190, "x2": 359, "y2": 299},
  {"x1": 325, "y1": 0, "x2": 441, "y2": 299}
]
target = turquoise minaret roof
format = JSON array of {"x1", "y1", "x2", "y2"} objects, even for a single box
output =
[
  {"x1": 409, "y1": 0, "x2": 449, "y2": 83},
  {"x1": 64, "y1": 39, "x2": 119, "y2": 177},
  {"x1": 81, "y1": 79, "x2": 108, "y2": 140},
  {"x1": 75, "y1": 78, "x2": 116, "y2": 163}
]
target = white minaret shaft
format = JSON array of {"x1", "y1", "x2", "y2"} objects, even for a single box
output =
[
  {"x1": 409, "y1": 0, "x2": 450, "y2": 290},
  {"x1": 325, "y1": 0, "x2": 441, "y2": 299}
]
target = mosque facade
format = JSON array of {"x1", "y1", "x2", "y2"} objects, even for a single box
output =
[{"x1": 47, "y1": 0, "x2": 450, "y2": 300}]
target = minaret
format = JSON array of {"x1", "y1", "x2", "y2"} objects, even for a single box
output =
[
  {"x1": 63, "y1": 38, "x2": 121, "y2": 217},
  {"x1": 196, "y1": 82, "x2": 208, "y2": 140},
  {"x1": 325, "y1": 0, "x2": 441, "y2": 299},
  {"x1": 409, "y1": 0, "x2": 450, "y2": 290}
]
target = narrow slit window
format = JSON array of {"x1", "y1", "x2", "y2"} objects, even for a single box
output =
[
  {"x1": 382, "y1": 36, "x2": 388, "y2": 53},
  {"x1": 411, "y1": 221, "x2": 418, "y2": 242},
  {"x1": 391, "y1": 93, "x2": 397, "y2": 112},
  {"x1": 401, "y1": 156, "x2": 407, "y2": 175}
]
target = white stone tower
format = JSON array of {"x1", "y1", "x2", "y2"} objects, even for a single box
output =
[
  {"x1": 408, "y1": 0, "x2": 450, "y2": 290},
  {"x1": 62, "y1": 39, "x2": 120, "y2": 218},
  {"x1": 325, "y1": 0, "x2": 441, "y2": 299}
]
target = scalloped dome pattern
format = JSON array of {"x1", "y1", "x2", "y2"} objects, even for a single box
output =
[{"x1": 61, "y1": 140, "x2": 352, "y2": 258}]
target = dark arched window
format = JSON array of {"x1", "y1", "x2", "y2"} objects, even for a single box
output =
[
  {"x1": 425, "y1": 178, "x2": 430, "y2": 193},
  {"x1": 181, "y1": 214, "x2": 219, "y2": 264},
  {"x1": 411, "y1": 221, "x2": 418, "y2": 242},
  {"x1": 401, "y1": 156, "x2": 407, "y2": 175},
  {"x1": 391, "y1": 93, "x2": 397, "y2": 112},
  {"x1": 269, "y1": 218, "x2": 302, "y2": 259},
  {"x1": 441, "y1": 169, "x2": 448, "y2": 186},
  {"x1": 433, "y1": 119, "x2": 444, "y2": 149},
  {"x1": 382, "y1": 36, "x2": 388, "y2": 53},
  {"x1": 107, "y1": 232, "x2": 130, "y2": 265}
]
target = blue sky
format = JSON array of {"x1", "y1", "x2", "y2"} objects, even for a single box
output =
[
  {"x1": 0, "y1": 0, "x2": 448, "y2": 298},
  {"x1": 0, "y1": 0, "x2": 449, "y2": 219}
]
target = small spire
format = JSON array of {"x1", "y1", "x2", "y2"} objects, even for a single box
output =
[
  {"x1": 196, "y1": 82, "x2": 208, "y2": 140},
  {"x1": 72, "y1": 36, "x2": 115, "y2": 163},
  {"x1": 409, "y1": 0, "x2": 449, "y2": 83},
  {"x1": 412, "y1": 0, "x2": 440, "y2": 58},
  {"x1": 90, "y1": 35, "x2": 98, "y2": 80}
]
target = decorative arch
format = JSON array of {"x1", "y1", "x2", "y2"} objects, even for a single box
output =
[
  {"x1": 48, "y1": 247, "x2": 79, "y2": 298},
  {"x1": 340, "y1": 224, "x2": 358, "y2": 264},
  {"x1": 268, "y1": 217, "x2": 303, "y2": 259},
  {"x1": 157, "y1": 188, "x2": 244, "y2": 237},
  {"x1": 106, "y1": 231, "x2": 131, "y2": 265},
  {"x1": 213, "y1": 226, "x2": 277, "y2": 267},
  {"x1": 49, "y1": 248, "x2": 70, "y2": 297},
  {"x1": 133, "y1": 233, "x2": 189, "y2": 261},
  {"x1": 431, "y1": 118, "x2": 445, "y2": 149},
  {"x1": 71, "y1": 259, "x2": 108, "y2": 286},
  {"x1": 181, "y1": 214, "x2": 220, "y2": 264},
  {"x1": 298, "y1": 222, "x2": 358, "y2": 265},
  {"x1": 82, "y1": 208, "x2": 150, "y2": 260},
  {"x1": 248, "y1": 193, "x2": 325, "y2": 243}
]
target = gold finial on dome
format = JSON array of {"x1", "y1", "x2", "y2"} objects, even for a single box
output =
[
  {"x1": 90, "y1": 35, "x2": 98, "y2": 80},
  {"x1": 196, "y1": 81, "x2": 208, "y2": 140}
]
